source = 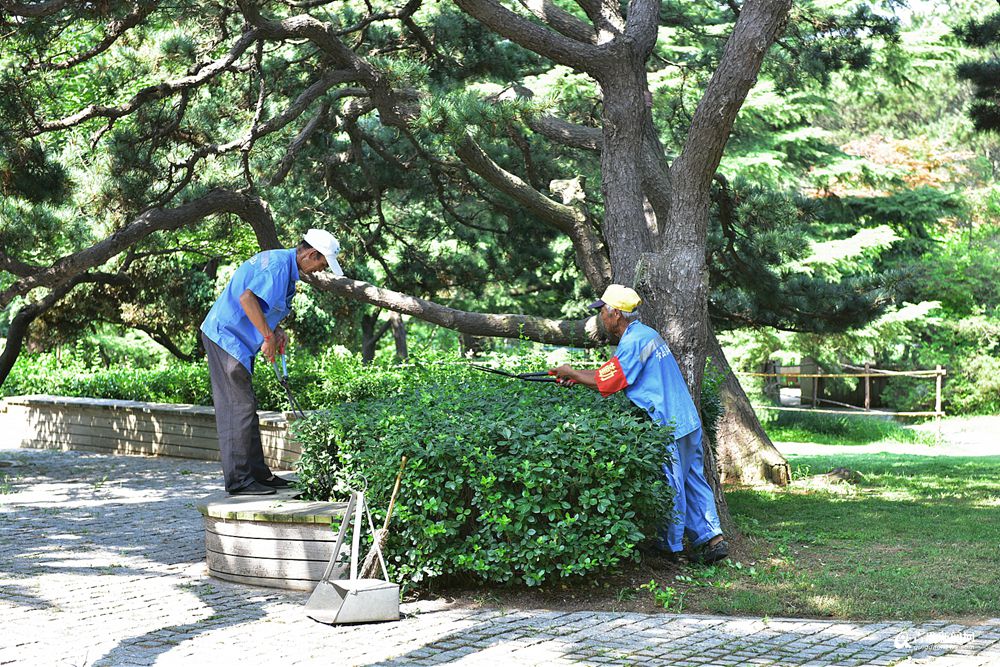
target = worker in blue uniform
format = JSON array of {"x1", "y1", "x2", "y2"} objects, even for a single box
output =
[
  {"x1": 200, "y1": 229, "x2": 343, "y2": 495},
  {"x1": 551, "y1": 284, "x2": 728, "y2": 564}
]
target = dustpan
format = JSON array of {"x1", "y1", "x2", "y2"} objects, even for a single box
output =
[{"x1": 305, "y1": 490, "x2": 400, "y2": 624}]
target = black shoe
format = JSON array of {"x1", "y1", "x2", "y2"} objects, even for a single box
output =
[
  {"x1": 259, "y1": 475, "x2": 294, "y2": 488},
  {"x1": 229, "y1": 481, "x2": 276, "y2": 496},
  {"x1": 692, "y1": 539, "x2": 729, "y2": 565}
]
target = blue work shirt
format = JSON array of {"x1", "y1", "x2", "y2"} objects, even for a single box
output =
[
  {"x1": 200, "y1": 248, "x2": 299, "y2": 372},
  {"x1": 595, "y1": 320, "x2": 702, "y2": 439}
]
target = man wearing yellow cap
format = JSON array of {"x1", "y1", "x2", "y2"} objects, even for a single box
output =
[{"x1": 551, "y1": 284, "x2": 728, "y2": 564}]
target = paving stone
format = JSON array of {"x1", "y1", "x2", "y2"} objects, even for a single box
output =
[{"x1": 3, "y1": 447, "x2": 1000, "y2": 666}]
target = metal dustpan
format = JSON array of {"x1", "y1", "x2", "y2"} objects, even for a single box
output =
[{"x1": 305, "y1": 490, "x2": 399, "y2": 625}]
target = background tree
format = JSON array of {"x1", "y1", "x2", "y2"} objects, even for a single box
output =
[
  {"x1": 0, "y1": 0, "x2": 910, "y2": 490},
  {"x1": 956, "y1": 1, "x2": 1000, "y2": 133}
]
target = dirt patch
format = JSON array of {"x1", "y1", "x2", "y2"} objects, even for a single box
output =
[{"x1": 406, "y1": 535, "x2": 759, "y2": 615}]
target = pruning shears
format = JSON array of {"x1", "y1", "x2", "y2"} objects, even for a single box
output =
[
  {"x1": 272, "y1": 352, "x2": 307, "y2": 419},
  {"x1": 471, "y1": 364, "x2": 574, "y2": 385}
]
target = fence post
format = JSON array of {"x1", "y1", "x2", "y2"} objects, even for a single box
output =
[
  {"x1": 812, "y1": 375, "x2": 818, "y2": 408},
  {"x1": 935, "y1": 365, "x2": 944, "y2": 442},
  {"x1": 935, "y1": 365, "x2": 943, "y2": 416},
  {"x1": 864, "y1": 362, "x2": 871, "y2": 411}
]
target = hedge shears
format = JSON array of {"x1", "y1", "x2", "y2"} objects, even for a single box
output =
[
  {"x1": 471, "y1": 364, "x2": 575, "y2": 385},
  {"x1": 272, "y1": 351, "x2": 307, "y2": 419}
]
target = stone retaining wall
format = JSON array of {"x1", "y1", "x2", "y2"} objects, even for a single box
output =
[{"x1": 0, "y1": 394, "x2": 298, "y2": 469}]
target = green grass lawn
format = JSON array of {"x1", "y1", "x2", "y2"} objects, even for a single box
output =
[
  {"x1": 674, "y1": 418, "x2": 1000, "y2": 620},
  {"x1": 759, "y1": 410, "x2": 936, "y2": 446}
]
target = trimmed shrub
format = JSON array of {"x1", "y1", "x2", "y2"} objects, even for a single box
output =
[
  {"x1": 2, "y1": 356, "x2": 214, "y2": 405},
  {"x1": 293, "y1": 373, "x2": 674, "y2": 588},
  {"x1": 2, "y1": 350, "x2": 480, "y2": 411}
]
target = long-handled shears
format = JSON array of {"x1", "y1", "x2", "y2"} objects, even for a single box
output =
[
  {"x1": 272, "y1": 352, "x2": 307, "y2": 419},
  {"x1": 471, "y1": 364, "x2": 574, "y2": 385}
]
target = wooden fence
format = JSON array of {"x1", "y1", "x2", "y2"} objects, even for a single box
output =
[{"x1": 737, "y1": 364, "x2": 947, "y2": 418}]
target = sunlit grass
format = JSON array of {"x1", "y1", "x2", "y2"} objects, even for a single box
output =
[
  {"x1": 680, "y1": 452, "x2": 1000, "y2": 620},
  {"x1": 760, "y1": 410, "x2": 934, "y2": 446}
]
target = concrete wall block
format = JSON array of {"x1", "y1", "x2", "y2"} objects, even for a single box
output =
[{"x1": 1, "y1": 395, "x2": 294, "y2": 468}]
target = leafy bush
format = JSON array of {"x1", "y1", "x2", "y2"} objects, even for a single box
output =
[
  {"x1": 293, "y1": 374, "x2": 674, "y2": 588},
  {"x1": 2, "y1": 354, "x2": 213, "y2": 404},
  {"x1": 2, "y1": 347, "x2": 491, "y2": 410}
]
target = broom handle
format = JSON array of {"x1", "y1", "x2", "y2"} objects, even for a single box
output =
[{"x1": 381, "y1": 456, "x2": 407, "y2": 532}]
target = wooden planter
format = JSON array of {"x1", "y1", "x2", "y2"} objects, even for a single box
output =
[{"x1": 196, "y1": 488, "x2": 347, "y2": 591}]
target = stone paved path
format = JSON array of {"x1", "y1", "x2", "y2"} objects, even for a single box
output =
[{"x1": 2, "y1": 447, "x2": 999, "y2": 667}]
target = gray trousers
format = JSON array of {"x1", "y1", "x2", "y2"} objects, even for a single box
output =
[{"x1": 203, "y1": 333, "x2": 272, "y2": 492}]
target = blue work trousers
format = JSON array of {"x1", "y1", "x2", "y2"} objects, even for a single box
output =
[{"x1": 660, "y1": 427, "x2": 723, "y2": 552}]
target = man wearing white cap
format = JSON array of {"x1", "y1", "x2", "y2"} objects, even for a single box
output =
[
  {"x1": 551, "y1": 284, "x2": 728, "y2": 564},
  {"x1": 200, "y1": 229, "x2": 343, "y2": 495}
]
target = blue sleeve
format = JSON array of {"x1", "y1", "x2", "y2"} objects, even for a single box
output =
[
  {"x1": 244, "y1": 265, "x2": 286, "y2": 312},
  {"x1": 613, "y1": 336, "x2": 644, "y2": 386}
]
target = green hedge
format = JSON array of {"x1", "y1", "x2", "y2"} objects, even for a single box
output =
[
  {"x1": 1, "y1": 351, "x2": 469, "y2": 411},
  {"x1": 294, "y1": 372, "x2": 674, "y2": 589},
  {"x1": 2, "y1": 355, "x2": 215, "y2": 405}
]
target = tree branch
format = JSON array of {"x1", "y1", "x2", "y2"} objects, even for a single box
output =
[
  {"x1": 236, "y1": 2, "x2": 419, "y2": 128},
  {"x1": 453, "y1": 0, "x2": 606, "y2": 70},
  {"x1": 0, "y1": 0, "x2": 69, "y2": 18},
  {"x1": 26, "y1": 28, "x2": 262, "y2": 136},
  {"x1": 1, "y1": 189, "x2": 278, "y2": 309},
  {"x1": 32, "y1": 1, "x2": 158, "y2": 72},
  {"x1": 0, "y1": 253, "x2": 41, "y2": 277},
  {"x1": 134, "y1": 324, "x2": 198, "y2": 362},
  {"x1": 669, "y1": 0, "x2": 791, "y2": 199},
  {"x1": 624, "y1": 0, "x2": 660, "y2": 55},
  {"x1": 526, "y1": 114, "x2": 603, "y2": 151},
  {"x1": 455, "y1": 134, "x2": 611, "y2": 289},
  {"x1": 265, "y1": 103, "x2": 329, "y2": 187},
  {"x1": 515, "y1": 0, "x2": 596, "y2": 44},
  {"x1": 573, "y1": 0, "x2": 624, "y2": 42},
  {"x1": 306, "y1": 273, "x2": 605, "y2": 347},
  {"x1": 175, "y1": 71, "x2": 359, "y2": 175}
]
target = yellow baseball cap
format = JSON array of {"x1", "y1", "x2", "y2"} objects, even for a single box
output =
[{"x1": 589, "y1": 284, "x2": 642, "y2": 312}]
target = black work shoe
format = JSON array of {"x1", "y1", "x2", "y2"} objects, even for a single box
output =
[
  {"x1": 259, "y1": 475, "x2": 294, "y2": 488},
  {"x1": 692, "y1": 539, "x2": 729, "y2": 565},
  {"x1": 229, "y1": 481, "x2": 276, "y2": 496}
]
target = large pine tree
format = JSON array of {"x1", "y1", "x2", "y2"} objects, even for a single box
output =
[{"x1": 1, "y1": 0, "x2": 900, "y2": 493}]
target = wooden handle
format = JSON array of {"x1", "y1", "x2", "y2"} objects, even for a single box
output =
[{"x1": 380, "y1": 456, "x2": 407, "y2": 532}]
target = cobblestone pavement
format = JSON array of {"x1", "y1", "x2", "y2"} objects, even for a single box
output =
[{"x1": 2, "y1": 447, "x2": 999, "y2": 667}]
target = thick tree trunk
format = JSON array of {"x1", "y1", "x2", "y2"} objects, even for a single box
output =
[
  {"x1": 640, "y1": 0, "x2": 792, "y2": 488},
  {"x1": 597, "y1": 64, "x2": 655, "y2": 285},
  {"x1": 701, "y1": 425, "x2": 736, "y2": 535},
  {"x1": 707, "y1": 328, "x2": 791, "y2": 485}
]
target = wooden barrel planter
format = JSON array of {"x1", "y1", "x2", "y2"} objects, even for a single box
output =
[{"x1": 196, "y1": 487, "x2": 347, "y2": 591}]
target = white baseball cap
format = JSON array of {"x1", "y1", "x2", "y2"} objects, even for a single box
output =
[{"x1": 303, "y1": 228, "x2": 343, "y2": 276}]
